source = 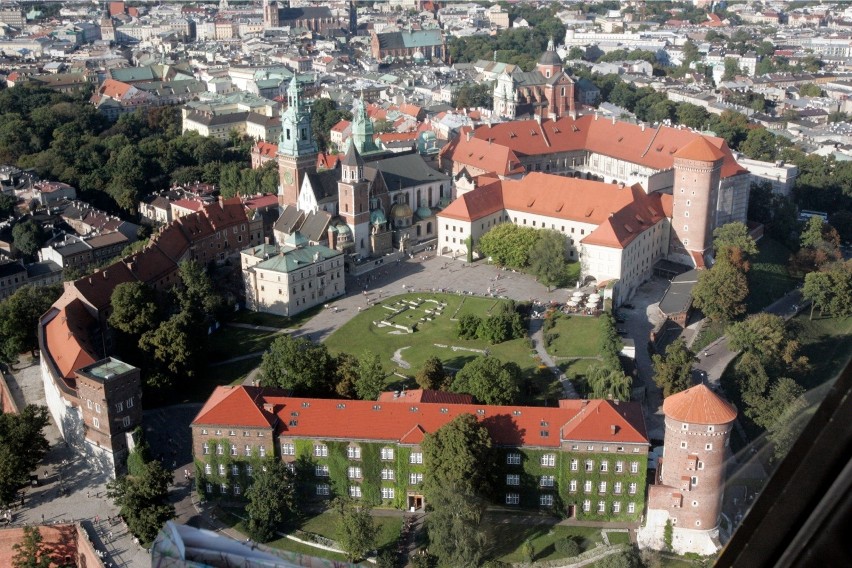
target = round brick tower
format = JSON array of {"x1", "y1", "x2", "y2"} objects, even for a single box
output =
[
  {"x1": 660, "y1": 384, "x2": 737, "y2": 531},
  {"x1": 669, "y1": 137, "x2": 725, "y2": 268}
]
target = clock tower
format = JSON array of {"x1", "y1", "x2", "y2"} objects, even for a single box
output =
[
  {"x1": 338, "y1": 141, "x2": 371, "y2": 258},
  {"x1": 278, "y1": 77, "x2": 317, "y2": 208}
]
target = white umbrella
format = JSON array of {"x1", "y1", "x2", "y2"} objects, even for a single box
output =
[{"x1": 567, "y1": 300, "x2": 579, "y2": 307}]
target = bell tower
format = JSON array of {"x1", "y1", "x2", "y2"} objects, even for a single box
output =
[
  {"x1": 350, "y1": 95, "x2": 380, "y2": 155},
  {"x1": 278, "y1": 77, "x2": 317, "y2": 208},
  {"x1": 338, "y1": 141, "x2": 371, "y2": 258}
]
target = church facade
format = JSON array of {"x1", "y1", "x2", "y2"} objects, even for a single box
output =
[{"x1": 493, "y1": 39, "x2": 576, "y2": 120}]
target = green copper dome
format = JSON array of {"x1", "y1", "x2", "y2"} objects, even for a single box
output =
[{"x1": 370, "y1": 209, "x2": 387, "y2": 225}]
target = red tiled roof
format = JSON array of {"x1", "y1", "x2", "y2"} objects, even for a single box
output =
[
  {"x1": 193, "y1": 387, "x2": 649, "y2": 448},
  {"x1": 253, "y1": 141, "x2": 278, "y2": 158},
  {"x1": 71, "y1": 262, "x2": 135, "y2": 311},
  {"x1": 242, "y1": 194, "x2": 278, "y2": 210},
  {"x1": 663, "y1": 384, "x2": 737, "y2": 425},
  {"x1": 43, "y1": 300, "x2": 97, "y2": 381},
  {"x1": 438, "y1": 179, "x2": 504, "y2": 221},
  {"x1": 99, "y1": 78, "x2": 132, "y2": 99},
  {"x1": 0, "y1": 525, "x2": 78, "y2": 568},
  {"x1": 317, "y1": 152, "x2": 340, "y2": 170},
  {"x1": 193, "y1": 386, "x2": 279, "y2": 428},
  {"x1": 331, "y1": 119, "x2": 351, "y2": 133},
  {"x1": 172, "y1": 199, "x2": 203, "y2": 212},
  {"x1": 673, "y1": 136, "x2": 725, "y2": 162},
  {"x1": 441, "y1": 135, "x2": 525, "y2": 177},
  {"x1": 377, "y1": 389, "x2": 473, "y2": 404},
  {"x1": 468, "y1": 116, "x2": 746, "y2": 178}
]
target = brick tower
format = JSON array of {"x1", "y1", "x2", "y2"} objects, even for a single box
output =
[
  {"x1": 668, "y1": 137, "x2": 724, "y2": 268},
  {"x1": 639, "y1": 384, "x2": 737, "y2": 555},
  {"x1": 338, "y1": 140, "x2": 371, "y2": 257}
]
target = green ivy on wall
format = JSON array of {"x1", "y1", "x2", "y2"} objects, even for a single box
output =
[{"x1": 394, "y1": 446, "x2": 412, "y2": 510}]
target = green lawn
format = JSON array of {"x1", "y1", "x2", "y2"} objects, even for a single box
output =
[
  {"x1": 605, "y1": 531, "x2": 630, "y2": 545},
  {"x1": 746, "y1": 237, "x2": 798, "y2": 313},
  {"x1": 267, "y1": 536, "x2": 352, "y2": 563},
  {"x1": 546, "y1": 315, "x2": 603, "y2": 358},
  {"x1": 691, "y1": 319, "x2": 725, "y2": 354},
  {"x1": 207, "y1": 327, "x2": 281, "y2": 362},
  {"x1": 480, "y1": 513, "x2": 602, "y2": 563},
  {"x1": 324, "y1": 293, "x2": 539, "y2": 382},
  {"x1": 299, "y1": 510, "x2": 401, "y2": 551},
  {"x1": 792, "y1": 314, "x2": 852, "y2": 391},
  {"x1": 230, "y1": 305, "x2": 322, "y2": 329}
]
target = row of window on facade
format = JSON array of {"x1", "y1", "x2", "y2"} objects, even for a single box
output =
[
  {"x1": 205, "y1": 462, "x2": 257, "y2": 477},
  {"x1": 201, "y1": 428, "x2": 265, "y2": 437},
  {"x1": 504, "y1": 493, "x2": 638, "y2": 513},
  {"x1": 202, "y1": 442, "x2": 267, "y2": 458},
  {"x1": 303, "y1": 444, "x2": 405, "y2": 461},
  {"x1": 311, "y1": 484, "x2": 398, "y2": 499},
  {"x1": 91, "y1": 415, "x2": 131, "y2": 429},
  {"x1": 87, "y1": 396, "x2": 135, "y2": 415},
  {"x1": 505, "y1": 475, "x2": 639, "y2": 495}
]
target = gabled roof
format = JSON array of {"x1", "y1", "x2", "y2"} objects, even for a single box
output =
[
  {"x1": 673, "y1": 136, "x2": 725, "y2": 162},
  {"x1": 253, "y1": 141, "x2": 278, "y2": 158},
  {"x1": 193, "y1": 385, "x2": 278, "y2": 428},
  {"x1": 193, "y1": 387, "x2": 649, "y2": 448},
  {"x1": 438, "y1": 180, "x2": 504, "y2": 222},
  {"x1": 439, "y1": 135, "x2": 524, "y2": 177},
  {"x1": 42, "y1": 300, "x2": 97, "y2": 382},
  {"x1": 663, "y1": 384, "x2": 737, "y2": 425}
]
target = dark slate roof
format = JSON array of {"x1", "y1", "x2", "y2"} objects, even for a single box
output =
[
  {"x1": 366, "y1": 153, "x2": 449, "y2": 191},
  {"x1": 305, "y1": 169, "x2": 340, "y2": 203},
  {"x1": 514, "y1": 70, "x2": 547, "y2": 87},
  {"x1": 659, "y1": 269, "x2": 700, "y2": 315},
  {"x1": 280, "y1": 6, "x2": 333, "y2": 21},
  {"x1": 342, "y1": 141, "x2": 364, "y2": 167},
  {"x1": 273, "y1": 206, "x2": 304, "y2": 235},
  {"x1": 185, "y1": 110, "x2": 249, "y2": 127},
  {"x1": 26, "y1": 260, "x2": 62, "y2": 278},
  {"x1": 299, "y1": 210, "x2": 332, "y2": 242},
  {"x1": 0, "y1": 261, "x2": 25, "y2": 278},
  {"x1": 539, "y1": 50, "x2": 562, "y2": 66}
]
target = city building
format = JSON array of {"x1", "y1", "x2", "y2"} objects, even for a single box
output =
[
  {"x1": 370, "y1": 29, "x2": 446, "y2": 63},
  {"x1": 240, "y1": 237, "x2": 345, "y2": 317},
  {"x1": 639, "y1": 384, "x2": 737, "y2": 555},
  {"x1": 191, "y1": 385, "x2": 650, "y2": 518},
  {"x1": 38, "y1": 199, "x2": 262, "y2": 476},
  {"x1": 493, "y1": 39, "x2": 577, "y2": 120}
]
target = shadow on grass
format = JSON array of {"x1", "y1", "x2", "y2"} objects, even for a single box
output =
[
  {"x1": 535, "y1": 543, "x2": 555, "y2": 561},
  {"x1": 482, "y1": 518, "x2": 556, "y2": 560}
]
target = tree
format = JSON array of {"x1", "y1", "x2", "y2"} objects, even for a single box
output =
[
  {"x1": 12, "y1": 526, "x2": 53, "y2": 568},
  {"x1": 245, "y1": 459, "x2": 298, "y2": 542},
  {"x1": 107, "y1": 459, "x2": 174, "y2": 544},
  {"x1": 728, "y1": 313, "x2": 807, "y2": 373},
  {"x1": 529, "y1": 230, "x2": 569, "y2": 289},
  {"x1": 651, "y1": 338, "x2": 695, "y2": 398},
  {"x1": 334, "y1": 352, "x2": 360, "y2": 398},
  {"x1": 762, "y1": 378, "x2": 809, "y2": 462},
  {"x1": 0, "y1": 405, "x2": 50, "y2": 507},
  {"x1": 597, "y1": 548, "x2": 642, "y2": 568},
  {"x1": 109, "y1": 281, "x2": 160, "y2": 336},
  {"x1": 691, "y1": 255, "x2": 749, "y2": 322},
  {"x1": 598, "y1": 312, "x2": 623, "y2": 371},
  {"x1": 800, "y1": 215, "x2": 828, "y2": 249},
  {"x1": 556, "y1": 536, "x2": 581, "y2": 557},
  {"x1": 709, "y1": 110, "x2": 750, "y2": 150},
  {"x1": 425, "y1": 489, "x2": 488, "y2": 568},
  {"x1": 0, "y1": 284, "x2": 62, "y2": 365},
  {"x1": 476, "y1": 313, "x2": 523, "y2": 345},
  {"x1": 676, "y1": 103, "x2": 710, "y2": 130},
  {"x1": 712, "y1": 222, "x2": 758, "y2": 266},
  {"x1": 586, "y1": 364, "x2": 632, "y2": 401},
  {"x1": 416, "y1": 356, "x2": 448, "y2": 390},
  {"x1": 311, "y1": 98, "x2": 352, "y2": 152},
  {"x1": 798, "y1": 83, "x2": 822, "y2": 97},
  {"x1": 355, "y1": 350, "x2": 386, "y2": 401},
  {"x1": 0, "y1": 193, "x2": 17, "y2": 218},
  {"x1": 139, "y1": 311, "x2": 200, "y2": 382},
  {"x1": 478, "y1": 223, "x2": 540, "y2": 269},
  {"x1": 423, "y1": 413, "x2": 494, "y2": 500},
  {"x1": 803, "y1": 270, "x2": 834, "y2": 320},
  {"x1": 260, "y1": 335, "x2": 334, "y2": 395},
  {"x1": 722, "y1": 57, "x2": 741, "y2": 80},
  {"x1": 451, "y1": 356, "x2": 520, "y2": 405},
  {"x1": 456, "y1": 313, "x2": 482, "y2": 340},
  {"x1": 11, "y1": 219, "x2": 46, "y2": 257},
  {"x1": 740, "y1": 128, "x2": 780, "y2": 162},
  {"x1": 333, "y1": 498, "x2": 377, "y2": 563},
  {"x1": 175, "y1": 260, "x2": 223, "y2": 325}
]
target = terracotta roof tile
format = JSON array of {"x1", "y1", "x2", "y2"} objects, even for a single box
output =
[
  {"x1": 71, "y1": 262, "x2": 135, "y2": 310},
  {"x1": 663, "y1": 384, "x2": 737, "y2": 425},
  {"x1": 254, "y1": 141, "x2": 278, "y2": 157},
  {"x1": 673, "y1": 136, "x2": 726, "y2": 162},
  {"x1": 43, "y1": 301, "x2": 97, "y2": 381},
  {"x1": 438, "y1": 181, "x2": 504, "y2": 221},
  {"x1": 193, "y1": 387, "x2": 649, "y2": 448},
  {"x1": 377, "y1": 389, "x2": 473, "y2": 404}
]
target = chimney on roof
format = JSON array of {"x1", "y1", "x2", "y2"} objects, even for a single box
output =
[
  {"x1": 641, "y1": 122, "x2": 646, "y2": 132},
  {"x1": 595, "y1": 111, "x2": 598, "y2": 120},
  {"x1": 612, "y1": 116, "x2": 616, "y2": 125},
  {"x1": 465, "y1": 129, "x2": 472, "y2": 142}
]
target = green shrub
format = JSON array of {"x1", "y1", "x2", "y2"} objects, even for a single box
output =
[{"x1": 556, "y1": 536, "x2": 581, "y2": 557}]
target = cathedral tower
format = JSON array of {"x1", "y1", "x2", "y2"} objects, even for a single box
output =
[
  {"x1": 668, "y1": 137, "x2": 724, "y2": 268},
  {"x1": 263, "y1": 0, "x2": 279, "y2": 29},
  {"x1": 278, "y1": 77, "x2": 317, "y2": 208},
  {"x1": 338, "y1": 141, "x2": 371, "y2": 258},
  {"x1": 350, "y1": 95, "x2": 380, "y2": 155}
]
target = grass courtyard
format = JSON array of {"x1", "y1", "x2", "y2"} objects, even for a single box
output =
[
  {"x1": 323, "y1": 292, "x2": 539, "y2": 384},
  {"x1": 480, "y1": 513, "x2": 603, "y2": 563},
  {"x1": 746, "y1": 237, "x2": 798, "y2": 313},
  {"x1": 544, "y1": 314, "x2": 603, "y2": 358}
]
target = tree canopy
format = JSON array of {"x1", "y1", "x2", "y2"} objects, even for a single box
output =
[
  {"x1": 107, "y1": 459, "x2": 174, "y2": 544},
  {"x1": 0, "y1": 284, "x2": 62, "y2": 365},
  {"x1": 586, "y1": 364, "x2": 632, "y2": 401},
  {"x1": 651, "y1": 338, "x2": 695, "y2": 398},
  {"x1": 423, "y1": 413, "x2": 494, "y2": 500},
  {"x1": 691, "y1": 254, "x2": 749, "y2": 322},
  {"x1": 12, "y1": 526, "x2": 53, "y2": 568},
  {"x1": 0, "y1": 405, "x2": 50, "y2": 507},
  {"x1": 478, "y1": 223, "x2": 540, "y2": 269},
  {"x1": 245, "y1": 459, "x2": 298, "y2": 542},
  {"x1": 354, "y1": 350, "x2": 386, "y2": 401},
  {"x1": 109, "y1": 281, "x2": 160, "y2": 336},
  {"x1": 802, "y1": 261, "x2": 852, "y2": 319},
  {"x1": 728, "y1": 313, "x2": 807, "y2": 374},
  {"x1": 416, "y1": 356, "x2": 448, "y2": 390},
  {"x1": 333, "y1": 498, "x2": 378, "y2": 563},
  {"x1": 261, "y1": 335, "x2": 334, "y2": 395},
  {"x1": 450, "y1": 356, "x2": 521, "y2": 405},
  {"x1": 11, "y1": 219, "x2": 46, "y2": 257},
  {"x1": 529, "y1": 229, "x2": 571, "y2": 289}
]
